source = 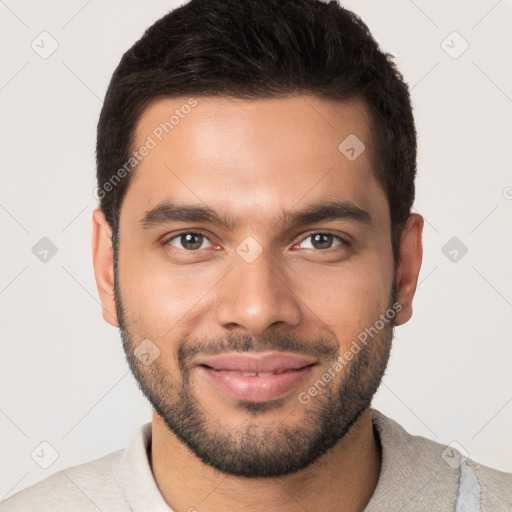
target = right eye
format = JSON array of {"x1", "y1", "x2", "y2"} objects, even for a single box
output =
[{"x1": 164, "y1": 232, "x2": 214, "y2": 251}]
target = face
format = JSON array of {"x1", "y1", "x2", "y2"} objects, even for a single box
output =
[{"x1": 93, "y1": 94, "x2": 423, "y2": 478}]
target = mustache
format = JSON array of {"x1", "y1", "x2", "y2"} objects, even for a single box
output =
[{"x1": 177, "y1": 332, "x2": 339, "y2": 372}]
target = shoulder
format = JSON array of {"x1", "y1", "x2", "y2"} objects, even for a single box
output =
[
  {"x1": 370, "y1": 408, "x2": 512, "y2": 510},
  {"x1": 464, "y1": 458, "x2": 512, "y2": 510},
  {"x1": 0, "y1": 449, "x2": 129, "y2": 512}
]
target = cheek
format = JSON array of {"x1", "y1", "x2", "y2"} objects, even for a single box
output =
[
  {"x1": 118, "y1": 243, "x2": 222, "y2": 337},
  {"x1": 291, "y1": 257, "x2": 392, "y2": 346}
]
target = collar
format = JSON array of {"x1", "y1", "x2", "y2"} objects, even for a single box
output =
[
  {"x1": 122, "y1": 421, "x2": 173, "y2": 511},
  {"x1": 363, "y1": 408, "x2": 459, "y2": 511},
  {"x1": 121, "y1": 408, "x2": 460, "y2": 511}
]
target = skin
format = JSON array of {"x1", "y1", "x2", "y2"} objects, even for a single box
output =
[{"x1": 92, "y1": 94, "x2": 423, "y2": 512}]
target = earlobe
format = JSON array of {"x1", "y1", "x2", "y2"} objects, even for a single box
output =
[
  {"x1": 394, "y1": 213, "x2": 424, "y2": 326},
  {"x1": 91, "y1": 208, "x2": 119, "y2": 327}
]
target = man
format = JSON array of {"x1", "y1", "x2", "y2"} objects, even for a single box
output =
[{"x1": 2, "y1": 0, "x2": 511, "y2": 510}]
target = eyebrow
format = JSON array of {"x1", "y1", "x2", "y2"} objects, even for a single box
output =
[{"x1": 139, "y1": 199, "x2": 372, "y2": 231}]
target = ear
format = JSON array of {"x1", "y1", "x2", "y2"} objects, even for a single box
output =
[
  {"x1": 91, "y1": 208, "x2": 119, "y2": 327},
  {"x1": 394, "y1": 213, "x2": 424, "y2": 326}
]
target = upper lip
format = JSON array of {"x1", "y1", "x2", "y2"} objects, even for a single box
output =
[{"x1": 196, "y1": 352, "x2": 317, "y2": 373}]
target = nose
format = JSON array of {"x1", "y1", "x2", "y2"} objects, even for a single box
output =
[{"x1": 214, "y1": 250, "x2": 302, "y2": 337}]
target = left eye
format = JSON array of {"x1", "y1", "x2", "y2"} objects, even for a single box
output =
[
  {"x1": 166, "y1": 232, "x2": 212, "y2": 251},
  {"x1": 297, "y1": 233, "x2": 345, "y2": 250}
]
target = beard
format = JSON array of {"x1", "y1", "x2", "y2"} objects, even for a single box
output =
[{"x1": 114, "y1": 250, "x2": 396, "y2": 478}]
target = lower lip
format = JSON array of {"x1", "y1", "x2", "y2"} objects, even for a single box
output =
[{"x1": 198, "y1": 365, "x2": 315, "y2": 402}]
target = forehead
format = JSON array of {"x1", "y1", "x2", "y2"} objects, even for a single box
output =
[{"x1": 122, "y1": 94, "x2": 387, "y2": 230}]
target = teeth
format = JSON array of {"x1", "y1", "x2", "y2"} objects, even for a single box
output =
[
  {"x1": 238, "y1": 370, "x2": 295, "y2": 377},
  {"x1": 211, "y1": 368, "x2": 300, "y2": 376}
]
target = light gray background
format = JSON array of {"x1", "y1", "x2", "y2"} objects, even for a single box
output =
[{"x1": 1, "y1": 0, "x2": 511, "y2": 499}]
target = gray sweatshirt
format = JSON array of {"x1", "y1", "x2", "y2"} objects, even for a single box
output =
[{"x1": 1, "y1": 408, "x2": 511, "y2": 511}]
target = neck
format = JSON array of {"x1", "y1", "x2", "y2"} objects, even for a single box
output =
[{"x1": 150, "y1": 408, "x2": 381, "y2": 512}]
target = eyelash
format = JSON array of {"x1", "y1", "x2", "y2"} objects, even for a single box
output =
[{"x1": 162, "y1": 230, "x2": 350, "y2": 252}]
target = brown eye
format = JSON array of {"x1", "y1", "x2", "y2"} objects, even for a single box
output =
[
  {"x1": 167, "y1": 232, "x2": 212, "y2": 251},
  {"x1": 298, "y1": 233, "x2": 345, "y2": 250}
]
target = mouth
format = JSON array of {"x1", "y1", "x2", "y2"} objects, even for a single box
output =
[
  {"x1": 194, "y1": 352, "x2": 318, "y2": 402},
  {"x1": 198, "y1": 365, "x2": 313, "y2": 377},
  {"x1": 196, "y1": 351, "x2": 318, "y2": 373}
]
